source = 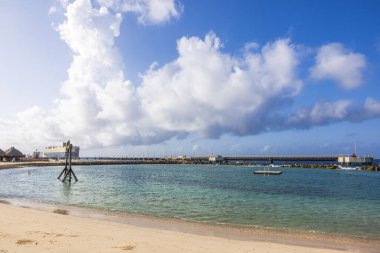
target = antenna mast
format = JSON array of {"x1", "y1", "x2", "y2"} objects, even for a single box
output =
[{"x1": 355, "y1": 142, "x2": 357, "y2": 155}]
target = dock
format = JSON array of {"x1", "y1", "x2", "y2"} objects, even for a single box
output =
[{"x1": 254, "y1": 170, "x2": 283, "y2": 175}]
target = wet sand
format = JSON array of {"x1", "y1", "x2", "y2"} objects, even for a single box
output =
[{"x1": 0, "y1": 200, "x2": 379, "y2": 253}]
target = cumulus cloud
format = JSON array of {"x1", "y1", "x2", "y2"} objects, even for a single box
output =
[
  {"x1": 138, "y1": 33, "x2": 302, "y2": 138},
  {"x1": 50, "y1": 0, "x2": 184, "y2": 147},
  {"x1": 310, "y1": 43, "x2": 367, "y2": 89}
]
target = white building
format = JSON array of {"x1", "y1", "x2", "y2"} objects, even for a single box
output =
[
  {"x1": 208, "y1": 155, "x2": 224, "y2": 163},
  {"x1": 337, "y1": 154, "x2": 373, "y2": 166}
]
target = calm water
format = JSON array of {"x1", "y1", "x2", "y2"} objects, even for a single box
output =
[{"x1": 0, "y1": 164, "x2": 379, "y2": 239}]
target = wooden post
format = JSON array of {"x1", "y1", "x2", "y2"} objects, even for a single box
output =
[{"x1": 58, "y1": 140, "x2": 78, "y2": 182}]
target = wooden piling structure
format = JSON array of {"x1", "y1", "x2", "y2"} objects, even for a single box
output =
[{"x1": 58, "y1": 140, "x2": 78, "y2": 182}]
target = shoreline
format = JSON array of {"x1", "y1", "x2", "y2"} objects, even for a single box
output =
[
  {"x1": 1, "y1": 160, "x2": 379, "y2": 171},
  {"x1": 1, "y1": 198, "x2": 379, "y2": 253}
]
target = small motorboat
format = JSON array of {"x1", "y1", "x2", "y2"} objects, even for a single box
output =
[
  {"x1": 254, "y1": 163, "x2": 283, "y2": 175},
  {"x1": 254, "y1": 170, "x2": 283, "y2": 175}
]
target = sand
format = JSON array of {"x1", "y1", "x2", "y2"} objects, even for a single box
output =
[{"x1": 0, "y1": 202, "x2": 379, "y2": 253}]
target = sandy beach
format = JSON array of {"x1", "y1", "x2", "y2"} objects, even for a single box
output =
[{"x1": 0, "y1": 201, "x2": 379, "y2": 253}]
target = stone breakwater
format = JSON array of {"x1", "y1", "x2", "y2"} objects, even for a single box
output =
[{"x1": 281, "y1": 164, "x2": 380, "y2": 171}]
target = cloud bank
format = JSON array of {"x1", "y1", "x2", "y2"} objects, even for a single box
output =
[
  {"x1": 288, "y1": 98, "x2": 380, "y2": 128},
  {"x1": 0, "y1": 0, "x2": 378, "y2": 151}
]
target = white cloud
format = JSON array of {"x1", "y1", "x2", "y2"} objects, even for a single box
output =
[
  {"x1": 288, "y1": 98, "x2": 380, "y2": 128},
  {"x1": 97, "y1": 0, "x2": 182, "y2": 25},
  {"x1": 129, "y1": 0, "x2": 182, "y2": 25},
  {"x1": 310, "y1": 43, "x2": 366, "y2": 89},
  {"x1": 364, "y1": 97, "x2": 380, "y2": 117},
  {"x1": 138, "y1": 34, "x2": 302, "y2": 137},
  {"x1": 289, "y1": 100, "x2": 351, "y2": 126},
  {"x1": 0, "y1": 106, "x2": 63, "y2": 151}
]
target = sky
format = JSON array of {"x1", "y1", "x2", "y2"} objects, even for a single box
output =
[{"x1": 1, "y1": 0, "x2": 380, "y2": 157}]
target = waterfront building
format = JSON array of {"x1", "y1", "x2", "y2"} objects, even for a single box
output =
[
  {"x1": 190, "y1": 155, "x2": 224, "y2": 163},
  {"x1": 208, "y1": 155, "x2": 224, "y2": 163},
  {"x1": 337, "y1": 154, "x2": 373, "y2": 166},
  {"x1": 44, "y1": 142, "x2": 80, "y2": 159}
]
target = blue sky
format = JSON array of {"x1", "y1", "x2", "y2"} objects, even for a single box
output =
[{"x1": 0, "y1": 0, "x2": 380, "y2": 157}]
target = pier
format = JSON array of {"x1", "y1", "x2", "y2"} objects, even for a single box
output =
[
  {"x1": 80, "y1": 155, "x2": 338, "y2": 162},
  {"x1": 74, "y1": 155, "x2": 340, "y2": 165},
  {"x1": 224, "y1": 156, "x2": 338, "y2": 162}
]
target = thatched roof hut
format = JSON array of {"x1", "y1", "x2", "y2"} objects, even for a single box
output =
[{"x1": 4, "y1": 147, "x2": 24, "y2": 161}]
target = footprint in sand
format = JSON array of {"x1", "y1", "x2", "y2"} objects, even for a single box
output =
[
  {"x1": 53, "y1": 209, "x2": 69, "y2": 215},
  {"x1": 0, "y1": 233, "x2": 11, "y2": 238},
  {"x1": 114, "y1": 245, "x2": 135, "y2": 251},
  {"x1": 27, "y1": 231, "x2": 78, "y2": 238},
  {"x1": 16, "y1": 239, "x2": 38, "y2": 245}
]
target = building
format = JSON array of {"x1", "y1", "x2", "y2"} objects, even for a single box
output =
[
  {"x1": 0, "y1": 149, "x2": 5, "y2": 161},
  {"x1": 32, "y1": 150, "x2": 43, "y2": 159},
  {"x1": 4, "y1": 147, "x2": 25, "y2": 161},
  {"x1": 190, "y1": 155, "x2": 224, "y2": 163},
  {"x1": 190, "y1": 156, "x2": 210, "y2": 163},
  {"x1": 175, "y1": 155, "x2": 191, "y2": 161},
  {"x1": 337, "y1": 153, "x2": 373, "y2": 166},
  {"x1": 208, "y1": 155, "x2": 224, "y2": 163},
  {"x1": 44, "y1": 142, "x2": 80, "y2": 159}
]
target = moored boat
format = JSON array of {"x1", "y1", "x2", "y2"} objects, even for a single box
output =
[{"x1": 254, "y1": 170, "x2": 283, "y2": 175}]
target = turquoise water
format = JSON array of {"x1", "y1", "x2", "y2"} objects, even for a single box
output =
[{"x1": 0, "y1": 164, "x2": 379, "y2": 239}]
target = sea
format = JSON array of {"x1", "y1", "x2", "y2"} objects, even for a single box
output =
[{"x1": 0, "y1": 164, "x2": 379, "y2": 239}]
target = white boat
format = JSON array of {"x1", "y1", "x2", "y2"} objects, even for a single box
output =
[
  {"x1": 267, "y1": 164, "x2": 281, "y2": 168},
  {"x1": 254, "y1": 164, "x2": 283, "y2": 175},
  {"x1": 338, "y1": 165, "x2": 359, "y2": 170}
]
